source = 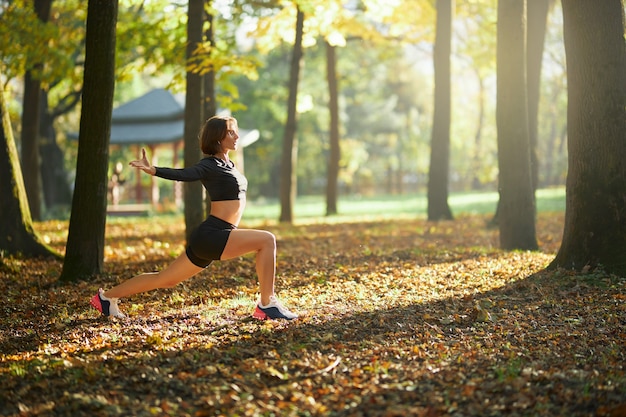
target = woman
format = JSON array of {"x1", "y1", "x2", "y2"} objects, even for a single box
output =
[{"x1": 90, "y1": 115, "x2": 298, "y2": 320}]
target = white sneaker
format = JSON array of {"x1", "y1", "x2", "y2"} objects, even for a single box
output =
[
  {"x1": 252, "y1": 295, "x2": 298, "y2": 320},
  {"x1": 90, "y1": 288, "x2": 126, "y2": 318}
]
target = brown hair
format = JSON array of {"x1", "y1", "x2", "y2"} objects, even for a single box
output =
[{"x1": 199, "y1": 115, "x2": 236, "y2": 155}]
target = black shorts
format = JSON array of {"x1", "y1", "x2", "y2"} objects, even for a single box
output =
[{"x1": 186, "y1": 215, "x2": 236, "y2": 268}]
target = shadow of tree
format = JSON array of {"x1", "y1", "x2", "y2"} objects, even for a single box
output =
[{"x1": 2, "y1": 269, "x2": 623, "y2": 416}]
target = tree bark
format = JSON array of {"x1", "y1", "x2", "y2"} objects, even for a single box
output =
[
  {"x1": 325, "y1": 41, "x2": 340, "y2": 216},
  {"x1": 0, "y1": 79, "x2": 59, "y2": 259},
  {"x1": 471, "y1": 69, "x2": 485, "y2": 190},
  {"x1": 427, "y1": 0, "x2": 454, "y2": 221},
  {"x1": 526, "y1": 0, "x2": 550, "y2": 191},
  {"x1": 496, "y1": 0, "x2": 538, "y2": 250},
  {"x1": 60, "y1": 0, "x2": 118, "y2": 281},
  {"x1": 39, "y1": 90, "x2": 73, "y2": 211},
  {"x1": 183, "y1": 0, "x2": 205, "y2": 241},
  {"x1": 205, "y1": 0, "x2": 217, "y2": 213},
  {"x1": 548, "y1": 0, "x2": 626, "y2": 274},
  {"x1": 20, "y1": 0, "x2": 52, "y2": 221},
  {"x1": 203, "y1": 1, "x2": 216, "y2": 120},
  {"x1": 20, "y1": 70, "x2": 43, "y2": 221},
  {"x1": 279, "y1": 7, "x2": 304, "y2": 223},
  {"x1": 203, "y1": 0, "x2": 216, "y2": 216}
]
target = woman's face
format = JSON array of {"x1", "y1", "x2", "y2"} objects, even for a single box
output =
[{"x1": 221, "y1": 120, "x2": 240, "y2": 152}]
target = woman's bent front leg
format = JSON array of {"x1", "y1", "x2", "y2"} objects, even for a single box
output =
[{"x1": 220, "y1": 229, "x2": 276, "y2": 305}]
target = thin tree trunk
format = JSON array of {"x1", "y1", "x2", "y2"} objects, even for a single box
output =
[
  {"x1": 203, "y1": 0, "x2": 216, "y2": 216},
  {"x1": 471, "y1": 70, "x2": 485, "y2": 190},
  {"x1": 20, "y1": 0, "x2": 52, "y2": 221},
  {"x1": 39, "y1": 90, "x2": 72, "y2": 210},
  {"x1": 427, "y1": 0, "x2": 454, "y2": 221},
  {"x1": 325, "y1": 41, "x2": 340, "y2": 216},
  {"x1": 21, "y1": 70, "x2": 43, "y2": 220},
  {"x1": 526, "y1": 0, "x2": 550, "y2": 192},
  {"x1": 279, "y1": 7, "x2": 304, "y2": 223},
  {"x1": 496, "y1": 0, "x2": 538, "y2": 250},
  {"x1": 183, "y1": 0, "x2": 205, "y2": 241},
  {"x1": 60, "y1": 0, "x2": 118, "y2": 281}
]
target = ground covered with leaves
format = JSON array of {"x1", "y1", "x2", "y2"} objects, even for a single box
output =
[{"x1": 1, "y1": 213, "x2": 625, "y2": 416}]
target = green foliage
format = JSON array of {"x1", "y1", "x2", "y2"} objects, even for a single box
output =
[
  {"x1": 0, "y1": 0, "x2": 85, "y2": 87},
  {"x1": 115, "y1": 0, "x2": 187, "y2": 84}
]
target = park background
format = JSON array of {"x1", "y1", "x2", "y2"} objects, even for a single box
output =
[
  {"x1": 1, "y1": 0, "x2": 625, "y2": 416},
  {"x1": 3, "y1": 0, "x2": 570, "y2": 218}
]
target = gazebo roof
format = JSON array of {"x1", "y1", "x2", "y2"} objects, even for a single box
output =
[
  {"x1": 112, "y1": 88, "x2": 184, "y2": 123},
  {"x1": 109, "y1": 88, "x2": 184, "y2": 145}
]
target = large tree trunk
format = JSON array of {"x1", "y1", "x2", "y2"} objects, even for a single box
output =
[
  {"x1": 496, "y1": 0, "x2": 538, "y2": 250},
  {"x1": 0, "y1": 81, "x2": 59, "y2": 259},
  {"x1": 427, "y1": 0, "x2": 454, "y2": 221},
  {"x1": 526, "y1": 0, "x2": 550, "y2": 192},
  {"x1": 60, "y1": 0, "x2": 118, "y2": 281},
  {"x1": 548, "y1": 0, "x2": 626, "y2": 275},
  {"x1": 20, "y1": 0, "x2": 52, "y2": 221},
  {"x1": 183, "y1": 0, "x2": 205, "y2": 241},
  {"x1": 325, "y1": 41, "x2": 340, "y2": 216},
  {"x1": 279, "y1": 7, "x2": 304, "y2": 223}
]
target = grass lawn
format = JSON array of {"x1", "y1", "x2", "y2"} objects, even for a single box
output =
[{"x1": 241, "y1": 187, "x2": 566, "y2": 225}]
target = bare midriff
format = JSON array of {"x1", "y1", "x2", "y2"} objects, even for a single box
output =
[{"x1": 210, "y1": 198, "x2": 246, "y2": 226}]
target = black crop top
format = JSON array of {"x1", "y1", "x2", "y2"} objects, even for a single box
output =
[{"x1": 154, "y1": 156, "x2": 247, "y2": 201}]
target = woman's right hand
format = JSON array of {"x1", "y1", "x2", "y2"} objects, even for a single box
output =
[{"x1": 129, "y1": 148, "x2": 156, "y2": 175}]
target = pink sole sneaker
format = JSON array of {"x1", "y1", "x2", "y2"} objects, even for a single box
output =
[{"x1": 252, "y1": 296, "x2": 298, "y2": 320}]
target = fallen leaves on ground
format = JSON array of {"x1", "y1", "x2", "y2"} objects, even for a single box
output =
[{"x1": 1, "y1": 213, "x2": 625, "y2": 416}]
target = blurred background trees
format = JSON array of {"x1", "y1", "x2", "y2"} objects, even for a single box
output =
[
  {"x1": 0, "y1": 0, "x2": 570, "y2": 213},
  {"x1": 6, "y1": 0, "x2": 613, "y2": 271}
]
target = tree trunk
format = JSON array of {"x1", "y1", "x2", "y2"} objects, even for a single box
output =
[
  {"x1": 279, "y1": 7, "x2": 304, "y2": 223},
  {"x1": 325, "y1": 41, "x2": 340, "y2": 216},
  {"x1": 0, "y1": 79, "x2": 59, "y2": 258},
  {"x1": 526, "y1": 0, "x2": 550, "y2": 192},
  {"x1": 60, "y1": 0, "x2": 118, "y2": 281},
  {"x1": 20, "y1": 70, "x2": 43, "y2": 221},
  {"x1": 39, "y1": 90, "x2": 72, "y2": 211},
  {"x1": 183, "y1": 0, "x2": 205, "y2": 241},
  {"x1": 203, "y1": 0, "x2": 216, "y2": 216},
  {"x1": 496, "y1": 0, "x2": 538, "y2": 250},
  {"x1": 427, "y1": 0, "x2": 454, "y2": 221},
  {"x1": 548, "y1": 0, "x2": 626, "y2": 274},
  {"x1": 471, "y1": 70, "x2": 485, "y2": 190},
  {"x1": 19, "y1": 0, "x2": 52, "y2": 221},
  {"x1": 203, "y1": 1, "x2": 216, "y2": 120}
]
